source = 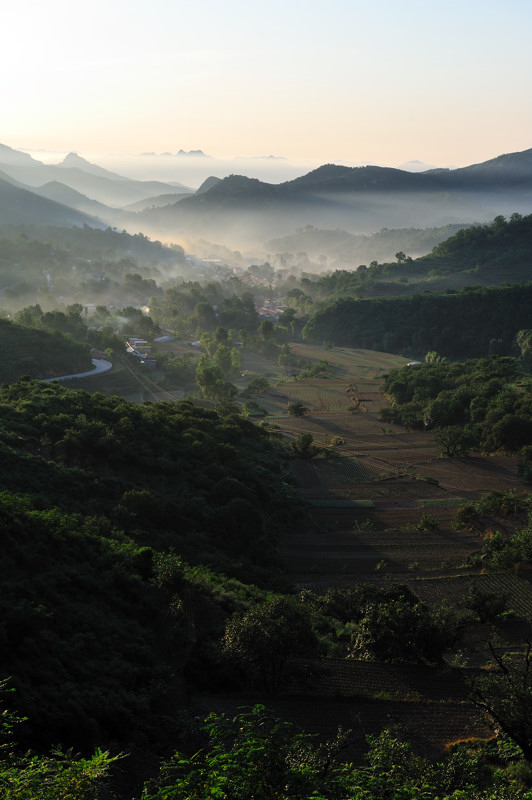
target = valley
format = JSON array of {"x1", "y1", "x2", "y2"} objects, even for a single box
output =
[{"x1": 0, "y1": 142, "x2": 532, "y2": 798}]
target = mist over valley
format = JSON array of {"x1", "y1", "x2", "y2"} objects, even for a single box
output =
[
  {"x1": 3, "y1": 142, "x2": 532, "y2": 265},
  {"x1": 2, "y1": 138, "x2": 532, "y2": 800}
]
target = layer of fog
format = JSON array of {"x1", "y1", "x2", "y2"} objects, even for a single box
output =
[
  {"x1": 12, "y1": 146, "x2": 532, "y2": 273},
  {"x1": 22, "y1": 151, "x2": 326, "y2": 190},
  {"x1": 22, "y1": 150, "x2": 448, "y2": 191},
  {"x1": 124, "y1": 188, "x2": 532, "y2": 260}
]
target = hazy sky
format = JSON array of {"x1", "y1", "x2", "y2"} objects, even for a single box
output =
[{"x1": 3, "y1": 0, "x2": 532, "y2": 169}]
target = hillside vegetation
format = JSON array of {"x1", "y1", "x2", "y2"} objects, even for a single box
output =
[
  {"x1": 0, "y1": 380, "x2": 293, "y2": 752},
  {"x1": 302, "y1": 283, "x2": 532, "y2": 359},
  {"x1": 381, "y1": 355, "x2": 532, "y2": 456},
  {"x1": 0, "y1": 318, "x2": 91, "y2": 381},
  {"x1": 416, "y1": 212, "x2": 532, "y2": 274}
]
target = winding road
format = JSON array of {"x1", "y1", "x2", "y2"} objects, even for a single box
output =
[{"x1": 43, "y1": 358, "x2": 113, "y2": 382}]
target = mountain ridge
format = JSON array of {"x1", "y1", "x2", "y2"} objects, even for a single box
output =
[
  {"x1": 0, "y1": 143, "x2": 191, "y2": 208},
  {"x1": 2, "y1": 142, "x2": 532, "y2": 246}
]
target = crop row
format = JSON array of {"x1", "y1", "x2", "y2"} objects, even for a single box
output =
[
  {"x1": 290, "y1": 457, "x2": 382, "y2": 490},
  {"x1": 410, "y1": 573, "x2": 532, "y2": 617}
]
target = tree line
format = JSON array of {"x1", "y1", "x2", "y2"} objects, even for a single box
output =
[{"x1": 302, "y1": 284, "x2": 532, "y2": 359}]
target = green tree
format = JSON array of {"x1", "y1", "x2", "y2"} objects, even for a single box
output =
[
  {"x1": 222, "y1": 597, "x2": 319, "y2": 694},
  {"x1": 215, "y1": 325, "x2": 229, "y2": 344},
  {"x1": 195, "y1": 358, "x2": 225, "y2": 400},
  {"x1": 0, "y1": 681, "x2": 120, "y2": 800},
  {"x1": 230, "y1": 347, "x2": 243, "y2": 374},
  {"x1": 349, "y1": 593, "x2": 453, "y2": 664},
  {"x1": 517, "y1": 330, "x2": 532, "y2": 361},
  {"x1": 141, "y1": 705, "x2": 348, "y2": 800},
  {"x1": 287, "y1": 401, "x2": 308, "y2": 417},
  {"x1": 465, "y1": 582, "x2": 509, "y2": 623},
  {"x1": 483, "y1": 413, "x2": 532, "y2": 452},
  {"x1": 15, "y1": 304, "x2": 44, "y2": 327},
  {"x1": 258, "y1": 319, "x2": 275, "y2": 341},
  {"x1": 242, "y1": 376, "x2": 270, "y2": 397},
  {"x1": 212, "y1": 345, "x2": 233, "y2": 376},
  {"x1": 425, "y1": 351, "x2": 447, "y2": 364},
  {"x1": 434, "y1": 425, "x2": 477, "y2": 457},
  {"x1": 199, "y1": 331, "x2": 217, "y2": 356},
  {"x1": 194, "y1": 301, "x2": 216, "y2": 331}
]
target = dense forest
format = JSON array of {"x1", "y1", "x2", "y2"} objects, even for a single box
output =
[{"x1": 301, "y1": 284, "x2": 532, "y2": 359}]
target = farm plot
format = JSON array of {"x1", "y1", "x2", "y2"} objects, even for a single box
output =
[
  {"x1": 367, "y1": 505, "x2": 459, "y2": 529},
  {"x1": 288, "y1": 456, "x2": 451, "y2": 505},
  {"x1": 289, "y1": 343, "x2": 406, "y2": 378},
  {"x1": 290, "y1": 457, "x2": 378, "y2": 490},
  {"x1": 279, "y1": 381, "x2": 389, "y2": 416},
  {"x1": 309, "y1": 659, "x2": 471, "y2": 703},
  {"x1": 420, "y1": 454, "x2": 524, "y2": 495},
  {"x1": 280, "y1": 523, "x2": 482, "y2": 588},
  {"x1": 410, "y1": 572, "x2": 532, "y2": 619},
  {"x1": 283, "y1": 381, "x2": 356, "y2": 412}
]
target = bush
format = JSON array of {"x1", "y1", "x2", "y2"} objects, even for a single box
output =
[
  {"x1": 416, "y1": 513, "x2": 440, "y2": 531},
  {"x1": 291, "y1": 433, "x2": 318, "y2": 459}
]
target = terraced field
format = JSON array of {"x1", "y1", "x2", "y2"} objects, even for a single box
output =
[
  {"x1": 282, "y1": 524, "x2": 482, "y2": 589},
  {"x1": 253, "y1": 344, "x2": 527, "y2": 594},
  {"x1": 411, "y1": 572, "x2": 532, "y2": 619}
]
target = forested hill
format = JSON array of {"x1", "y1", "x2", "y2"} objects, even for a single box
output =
[
  {"x1": 0, "y1": 318, "x2": 92, "y2": 381},
  {"x1": 414, "y1": 213, "x2": 532, "y2": 277},
  {"x1": 300, "y1": 214, "x2": 532, "y2": 358},
  {"x1": 0, "y1": 223, "x2": 182, "y2": 263},
  {"x1": 0, "y1": 379, "x2": 293, "y2": 753},
  {"x1": 301, "y1": 283, "x2": 532, "y2": 359}
]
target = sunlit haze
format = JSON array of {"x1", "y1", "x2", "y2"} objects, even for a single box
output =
[{"x1": 2, "y1": 0, "x2": 532, "y2": 175}]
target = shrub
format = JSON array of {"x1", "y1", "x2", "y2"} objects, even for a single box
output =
[{"x1": 416, "y1": 513, "x2": 440, "y2": 531}]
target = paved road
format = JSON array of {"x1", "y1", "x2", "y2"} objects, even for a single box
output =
[{"x1": 43, "y1": 359, "x2": 113, "y2": 382}]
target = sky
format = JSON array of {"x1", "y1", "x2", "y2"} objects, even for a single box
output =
[{"x1": 2, "y1": 0, "x2": 532, "y2": 172}]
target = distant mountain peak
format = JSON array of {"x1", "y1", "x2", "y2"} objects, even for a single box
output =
[
  {"x1": 58, "y1": 152, "x2": 132, "y2": 182},
  {"x1": 61, "y1": 152, "x2": 90, "y2": 167},
  {"x1": 399, "y1": 160, "x2": 440, "y2": 173},
  {"x1": 176, "y1": 149, "x2": 210, "y2": 158}
]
